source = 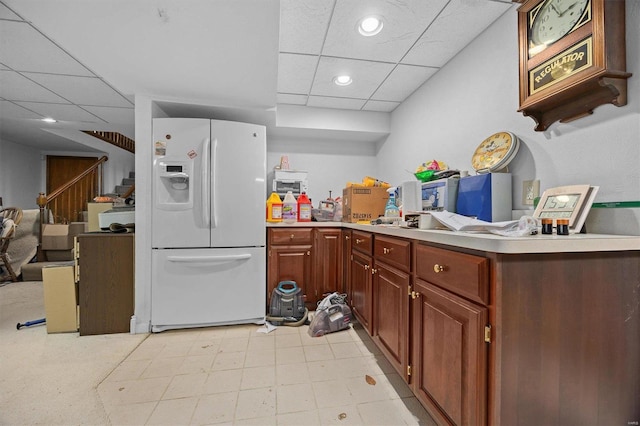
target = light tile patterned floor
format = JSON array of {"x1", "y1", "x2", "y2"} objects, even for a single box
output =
[{"x1": 98, "y1": 322, "x2": 436, "y2": 425}]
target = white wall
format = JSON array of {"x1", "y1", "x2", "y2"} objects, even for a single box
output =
[
  {"x1": 0, "y1": 139, "x2": 42, "y2": 209},
  {"x1": 267, "y1": 138, "x2": 378, "y2": 204},
  {"x1": 378, "y1": 4, "x2": 640, "y2": 217},
  {"x1": 0, "y1": 134, "x2": 134, "y2": 210}
]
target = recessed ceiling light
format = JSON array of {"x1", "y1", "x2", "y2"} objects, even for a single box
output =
[
  {"x1": 333, "y1": 75, "x2": 353, "y2": 86},
  {"x1": 358, "y1": 16, "x2": 383, "y2": 37},
  {"x1": 41, "y1": 118, "x2": 57, "y2": 123}
]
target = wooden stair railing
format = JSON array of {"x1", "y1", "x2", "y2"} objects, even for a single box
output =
[
  {"x1": 36, "y1": 155, "x2": 108, "y2": 261},
  {"x1": 82, "y1": 131, "x2": 135, "y2": 154},
  {"x1": 122, "y1": 184, "x2": 136, "y2": 199}
]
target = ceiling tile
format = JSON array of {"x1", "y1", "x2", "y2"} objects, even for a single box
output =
[
  {"x1": 0, "y1": 70, "x2": 69, "y2": 103},
  {"x1": 307, "y1": 96, "x2": 366, "y2": 110},
  {"x1": 371, "y1": 64, "x2": 438, "y2": 102},
  {"x1": 277, "y1": 93, "x2": 308, "y2": 105},
  {"x1": 322, "y1": 0, "x2": 449, "y2": 63},
  {"x1": 0, "y1": 3, "x2": 21, "y2": 20},
  {"x1": 311, "y1": 56, "x2": 394, "y2": 99},
  {"x1": 22, "y1": 73, "x2": 133, "y2": 107},
  {"x1": 362, "y1": 100, "x2": 400, "y2": 112},
  {"x1": 279, "y1": 0, "x2": 335, "y2": 55},
  {"x1": 401, "y1": 0, "x2": 512, "y2": 67},
  {"x1": 15, "y1": 102, "x2": 105, "y2": 123},
  {"x1": 0, "y1": 20, "x2": 94, "y2": 76},
  {"x1": 82, "y1": 105, "x2": 134, "y2": 124},
  {"x1": 277, "y1": 53, "x2": 318, "y2": 94},
  {"x1": 0, "y1": 100, "x2": 43, "y2": 119}
]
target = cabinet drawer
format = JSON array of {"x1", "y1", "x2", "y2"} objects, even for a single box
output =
[
  {"x1": 269, "y1": 228, "x2": 312, "y2": 245},
  {"x1": 351, "y1": 230, "x2": 373, "y2": 255},
  {"x1": 415, "y1": 244, "x2": 489, "y2": 305},
  {"x1": 375, "y1": 235, "x2": 411, "y2": 272}
]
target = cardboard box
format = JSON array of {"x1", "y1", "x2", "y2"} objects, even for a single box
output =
[
  {"x1": 41, "y1": 223, "x2": 86, "y2": 250},
  {"x1": 42, "y1": 265, "x2": 78, "y2": 333},
  {"x1": 45, "y1": 249, "x2": 75, "y2": 261},
  {"x1": 342, "y1": 186, "x2": 389, "y2": 223},
  {"x1": 88, "y1": 202, "x2": 113, "y2": 232}
]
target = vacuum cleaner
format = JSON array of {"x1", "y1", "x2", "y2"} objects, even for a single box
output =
[
  {"x1": 266, "y1": 281, "x2": 308, "y2": 326},
  {"x1": 308, "y1": 292, "x2": 352, "y2": 337}
]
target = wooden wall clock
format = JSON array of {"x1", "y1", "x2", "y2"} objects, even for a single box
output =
[{"x1": 517, "y1": 0, "x2": 631, "y2": 131}]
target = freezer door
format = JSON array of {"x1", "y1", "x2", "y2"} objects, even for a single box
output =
[
  {"x1": 151, "y1": 247, "x2": 266, "y2": 330},
  {"x1": 152, "y1": 118, "x2": 210, "y2": 248},
  {"x1": 210, "y1": 120, "x2": 266, "y2": 247}
]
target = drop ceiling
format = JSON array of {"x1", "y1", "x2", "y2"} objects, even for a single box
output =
[{"x1": 0, "y1": 0, "x2": 513, "y2": 152}]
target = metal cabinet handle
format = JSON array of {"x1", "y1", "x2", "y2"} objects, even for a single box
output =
[
  {"x1": 433, "y1": 264, "x2": 446, "y2": 273},
  {"x1": 383, "y1": 247, "x2": 393, "y2": 254},
  {"x1": 411, "y1": 291, "x2": 421, "y2": 299},
  {"x1": 290, "y1": 234, "x2": 295, "y2": 239},
  {"x1": 355, "y1": 238, "x2": 363, "y2": 244},
  {"x1": 345, "y1": 235, "x2": 350, "y2": 240},
  {"x1": 364, "y1": 264, "x2": 369, "y2": 271},
  {"x1": 371, "y1": 268, "x2": 377, "y2": 275}
]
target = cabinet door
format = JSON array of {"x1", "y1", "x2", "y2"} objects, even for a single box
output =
[
  {"x1": 412, "y1": 279, "x2": 488, "y2": 426},
  {"x1": 342, "y1": 230, "x2": 352, "y2": 302},
  {"x1": 78, "y1": 234, "x2": 134, "y2": 336},
  {"x1": 373, "y1": 261, "x2": 410, "y2": 381},
  {"x1": 314, "y1": 228, "x2": 343, "y2": 301},
  {"x1": 267, "y1": 245, "x2": 312, "y2": 306},
  {"x1": 350, "y1": 250, "x2": 372, "y2": 334}
]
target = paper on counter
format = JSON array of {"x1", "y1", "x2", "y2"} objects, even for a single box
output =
[{"x1": 429, "y1": 211, "x2": 538, "y2": 237}]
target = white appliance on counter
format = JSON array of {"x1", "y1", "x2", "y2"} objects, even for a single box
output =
[
  {"x1": 269, "y1": 169, "x2": 308, "y2": 197},
  {"x1": 151, "y1": 118, "x2": 266, "y2": 332}
]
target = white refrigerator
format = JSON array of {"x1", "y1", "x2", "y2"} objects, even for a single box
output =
[{"x1": 151, "y1": 118, "x2": 266, "y2": 332}]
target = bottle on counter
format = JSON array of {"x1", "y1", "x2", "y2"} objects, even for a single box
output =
[
  {"x1": 282, "y1": 191, "x2": 297, "y2": 224},
  {"x1": 266, "y1": 192, "x2": 283, "y2": 223},
  {"x1": 384, "y1": 187, "x2": 400, "y2": 218},
  {"x1": 297, "y1": 192, "x2": 312, "y2": 222}
]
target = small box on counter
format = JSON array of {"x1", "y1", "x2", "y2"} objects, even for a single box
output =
[
  {"x1": 87, "y1": 202, "x2": 114, "y2": 232},
  {"x1": 404, "y1": 212, "x2": 440, "y2": 229},
  {"x1": 342, "y1": 187, "x2": 389, "y2": 223}
]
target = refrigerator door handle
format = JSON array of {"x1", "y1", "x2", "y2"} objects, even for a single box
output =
[
  {"x1": 211, "y1": 137, "x2": 218, "y2": 229},
  {"x1": 166, "y1": 254, "x2": 251, "y2": 264},
  {"x1": 202, "y1": 137, "x2": 211, "y2": 227}
]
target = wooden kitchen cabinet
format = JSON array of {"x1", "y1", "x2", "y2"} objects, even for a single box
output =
[
  {"x1": 412, "y1": 243, "x2": 489, "y2": 426},
  {"x1": 267, "y1": 227, "x2": 343, "y2": 309},
  {"x1": 349, "y1": 230, "x2": 373, "y2": 334},
  {"x1": 76, "y1": 233, "x2": 134, "y2": 336},
  {"x1": 342, "y1": 230, "x2": 352, "y2": 301},
  {"x1": 314, "y1": 228, "x2": 343, "y2": 299},
  {"x1": 267, "y1": 228, "x2": 312, "y2": 307},
  {"x1": 372, "y1": 235, "x2": 411, "y2": 380},
  {"x1": 412, "y1": 280, "x2": 488, "y2": 426},
  {"x1": 490, "y1": 250, "x2": 640, "y2": 426},
  {"x1": 272, "y1": 225, "x2": 639, "y2": 425}
]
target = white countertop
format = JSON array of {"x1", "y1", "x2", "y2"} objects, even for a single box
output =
[{"x1": 267, "y1": 221, "x2": 640, "y2": 254}]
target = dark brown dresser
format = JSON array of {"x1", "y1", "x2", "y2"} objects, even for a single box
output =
[{"x1": 76, "y1": 233, "x2": 134, "y2": 336}]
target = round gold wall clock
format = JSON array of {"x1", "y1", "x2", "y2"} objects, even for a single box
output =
[
  {"x1": 517, "y1": 0, "x2": 632, "y2": 131},
  {"x1": 471, "y1": 132, "x2": 520, "y2": 173}
]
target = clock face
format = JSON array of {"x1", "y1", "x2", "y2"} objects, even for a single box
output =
[
  {"x1": 471, "y1": 132, "x2": 519, "y2": 172},
  {"x1": 529, "y1": 0, "x2": 590, "y2": 55}
]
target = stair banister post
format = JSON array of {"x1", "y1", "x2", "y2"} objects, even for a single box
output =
[{"x1": 36, "y1": 192, "x2": 48, "y2": 262}]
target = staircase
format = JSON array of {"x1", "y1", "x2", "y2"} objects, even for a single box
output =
[
  {"x1": 22, "y1": 170, "x2": 135, "y2": 281},
  {"x1": 104, "y1": 172, "x2": 136, "y2": 200}
]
